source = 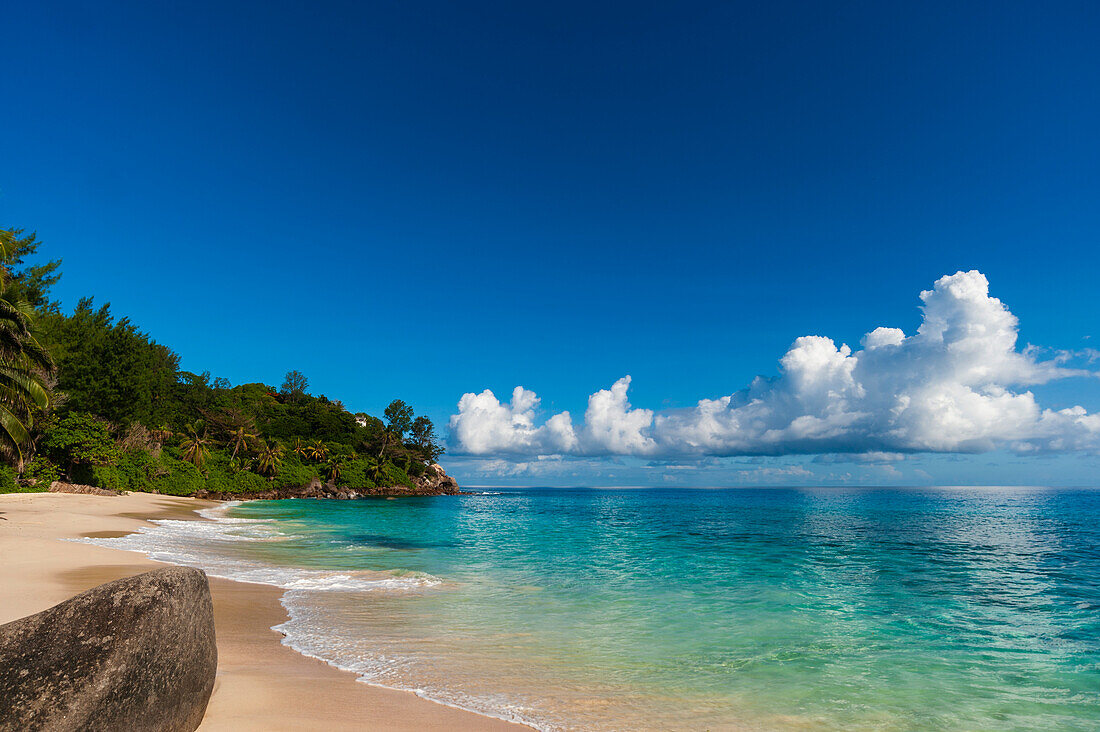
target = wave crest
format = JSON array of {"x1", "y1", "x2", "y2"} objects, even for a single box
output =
[{"x1": 72, "y1": 503, "x2": 440, "y2": 593}]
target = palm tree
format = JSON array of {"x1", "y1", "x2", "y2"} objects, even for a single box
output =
[
  {"x1": 227, "y1": 425, "x2": 257, "y2": 462},
  {"x1": 324, "y1": 455, "x2": 345, "y2": 484},
  {"x1": 180, "y1": 422, "x2": 211, "y2": 467},
  {"x1": 291, "y1": 438, "x2": 308, "y2": 459},
  {"x1": 150, "y1": 427, "x2": 174, "y2": 445},
  {"x1": 255, "y1": 441, "x2": 284, "y2": 477},
  {"x1": 304, "y1": 440, "x2": 328, "y2": 462},
  {"x1": 0, "y1": 235, "x2": 54, "y2": 469},
  {"x1": 375, "y1": 428, "x2": 393, "y2": 462},
  {"x1": 365, "y1": 456, "x2": 386, "y2": 485}
]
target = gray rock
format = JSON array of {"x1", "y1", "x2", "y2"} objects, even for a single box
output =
[
  {"x1": 48, "y1": 481, "x2": 120, "y2": 496},
  {"x1": 415, "y1": 463, "x2": 460, "y2": 494},
  {"x1": 0, "y1": 567, "x2": 217, "y2": 731}
]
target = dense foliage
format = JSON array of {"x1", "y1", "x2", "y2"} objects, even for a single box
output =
[
  {"x1": 0, "y1": 229, "x2": 54, "y2": 469},
  {"x1": 0, "y1": 226, "x2": 445, "y2": 495}
]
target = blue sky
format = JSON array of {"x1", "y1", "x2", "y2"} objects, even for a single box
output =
[{"x1": 2, "y1": 1, "x2": 1099, "y2": 486}]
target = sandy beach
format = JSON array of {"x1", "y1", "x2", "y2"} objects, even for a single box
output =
[{"x1": 0, "y1": 492, "x2": 528, "y2": 731}]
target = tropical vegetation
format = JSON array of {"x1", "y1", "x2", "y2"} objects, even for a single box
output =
[{"x1": 0, "y1": 226, "x2": 445, "y2": 495}]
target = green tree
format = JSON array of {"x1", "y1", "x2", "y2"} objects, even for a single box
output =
[
  {"x1": 180, "y1": 422, "x2": 212, "y2": 467},
  {"x1": 38, "y1": 298, "x2": 179, "y2": 427},
  {"x1": 1, "y1": 222, "x2": 456, "y2": 491},
  {"x1": 323, "y1": 455, "x2": 345, "y2": 484},
  {"x1": 291, "y1": 438, "x2": 307, "y2": 459},
  {"x1": 366, "y1": 456, "x2": 386, "y2": 484},
  {"x1": 304, "y1": 439, "x2": 328, "y2": 462},
  {"x1": 255, "y1": 441, "x2": 284, "y2": 477},
  {"x1": 280, "y1": 370, "x2": 309, "y2": 400},
  {"x1": 383, "y1": 399, "x2": 414, "y2": 438},
  {"x1": 0, "y1": 228, "x2": 62, "y2": 310},
  {"x1": 227, "y1": 425, "x2": 257, "y2": 462},
  {"x1": 0, "y1": 231, "x2": 55, "y2": 468},
  {"x1": 373, "y1": 399, "x2": 414, "y2": 464},
  {"x1": 42, "y1": 413, "x2": 119, "y2": 470},
  {"x1": 410, "y1": 415, "x2": 444, "y2": 463}
]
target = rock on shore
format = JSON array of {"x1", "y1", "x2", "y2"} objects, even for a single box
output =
[
  {"x1": 415, "y1": 462, "x2": 461, "y2": 494},
  {"x1": 48, "y1": 481, "x2": 120, "y2": 496},
  {"x1": 0, "y1": 567, "x2": 217, "y2": 732}
]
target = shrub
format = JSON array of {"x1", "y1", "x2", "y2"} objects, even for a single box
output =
[
  {"x1": 42, "y1": 413, "x2": 121, "y2": 469},
  {"x1": 0, "y1": 465, "x2": 20, "y2": 493},
  {"x1": 382, "y1": 462, "x2": 413, "y2": 488},
  {"x1": 337, "y1": 458, "x2": 375, "y2": 489},
  {"x1": 152, "y1": 458, "x2": 204, "y2": 495},
  {"x1": 118, "y1": 451, "x2": 158, "y2": 490},
  {"x1": 63, "y1": 450, "x2": 202, "y2": 496},
  {"x1": 204, "y1": 465, "x2": 269, "y2": 494},
  {"x1": 333, "y1": 459, "x2": 414, "y2": 489},
  {"x1": 72, "y1": 464, "x2": 127, "y2": 492},
  {"x1": 24, "y1": 457, "x2": 62, "y2": 488},
  {"x1": 273, "y1": 451, "x2": 319, "y2": 488}
]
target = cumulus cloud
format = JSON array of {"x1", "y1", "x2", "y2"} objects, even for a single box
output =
[
  {"x1": 450, "y1": 271, "x2": 1100, "y2": 459},
  {"x1": 450, "y1": 376, "x2": 655, "y2": 456}
]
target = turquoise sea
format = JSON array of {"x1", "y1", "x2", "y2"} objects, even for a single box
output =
[{"x1": 85, "y1": 487, "x2": 1100, "y2": 730}]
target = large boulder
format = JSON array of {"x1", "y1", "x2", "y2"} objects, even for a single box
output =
[
  {"x1": 0, "y1": 567, "x2": 217, "y2": 731},
  {"x1": 415, "y1": 463, "x2": 461, "y2": 494},
  {"x1": 48, "y1": 481, "x2": 120, "y2": 496}
]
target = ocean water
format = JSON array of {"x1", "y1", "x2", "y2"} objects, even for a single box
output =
[{"x1": 82, "y1": 487, "x2": 1100, "y2": 731}]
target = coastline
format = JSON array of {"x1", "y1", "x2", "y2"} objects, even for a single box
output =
[{"x1": 0, "y1": 492, "x2": 529, "y2": 731}]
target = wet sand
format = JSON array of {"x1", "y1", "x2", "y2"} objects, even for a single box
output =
[{"x1": 0, "y1": 492, "x2": 528, "y2": 730}]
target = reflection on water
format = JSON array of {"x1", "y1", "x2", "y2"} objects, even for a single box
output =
[{"x1": 85, "y1": 488, "x2": 1100, "y2": 731}]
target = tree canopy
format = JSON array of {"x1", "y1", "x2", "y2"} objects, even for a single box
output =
[
  {"x1": 0, "y1": 225, "x2": 446, "y2": 495},
  {"x1": 0, "y1": 229, "x2": 56, "y2": 468},
  {"x1": 280, "y1": 370, "x2": 309, "y2": 400}
]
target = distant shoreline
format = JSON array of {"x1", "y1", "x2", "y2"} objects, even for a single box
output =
[{"x1": 0, "y1": 492, "x2": 529, "y2": 731}]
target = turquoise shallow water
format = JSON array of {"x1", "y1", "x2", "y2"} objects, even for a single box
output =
[{"x1": 87, "y1": 487, "x2": 1100, "y2": 730}]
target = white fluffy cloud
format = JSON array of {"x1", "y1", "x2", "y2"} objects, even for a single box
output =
[
  {"x1": 450, "y1": 271, "x2": 1100, "y2": 459},
  {"x1": 450, "y1": 376, "x2": 654, "y2": 456}
]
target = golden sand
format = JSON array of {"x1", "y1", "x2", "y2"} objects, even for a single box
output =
[{"x1": 0, "y1": 492, "x2": 527, "y2": 731}]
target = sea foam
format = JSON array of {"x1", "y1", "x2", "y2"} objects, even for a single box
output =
[
  {"x1": 73, "y1": 501, "x2": 440, "y2": 594},
  {"x1": 71, "y1": 501, "x2": 549, "y2": 730}
]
